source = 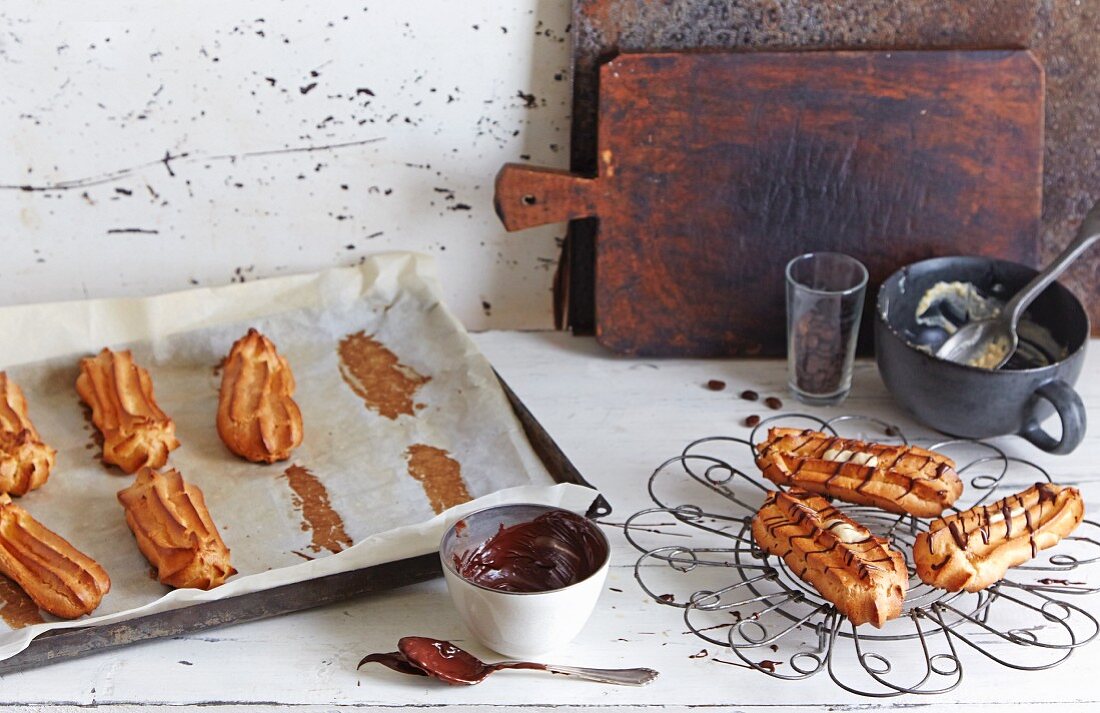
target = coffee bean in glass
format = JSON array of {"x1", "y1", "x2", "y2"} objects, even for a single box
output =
[{"x1": 785, "y1": 252, "x2": 868, "y2": 406}]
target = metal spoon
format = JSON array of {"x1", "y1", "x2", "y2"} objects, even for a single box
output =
[
  {"x1": 358, "y1": 636, "x2": 659, "y2": 686},
  {"x1": 936, "y1": 199, "x2": 1100, "y2": 368}
]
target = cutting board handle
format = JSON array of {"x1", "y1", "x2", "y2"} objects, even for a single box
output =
[{"x1": 494, "y1": 164, "x2": 599, "y2": 231}]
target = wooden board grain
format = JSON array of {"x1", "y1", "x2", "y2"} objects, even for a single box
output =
[{"x1": 497, "y1": 50, "x2": 1043, "y2": 356}]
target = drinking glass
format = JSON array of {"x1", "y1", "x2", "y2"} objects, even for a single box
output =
[{"x1": 785, "y1": 252, "x2": 868, "y2": 406}]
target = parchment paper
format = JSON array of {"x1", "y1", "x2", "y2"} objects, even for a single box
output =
[{"x1": 0, "y1": 253, "x2": 596, "y2": 660}]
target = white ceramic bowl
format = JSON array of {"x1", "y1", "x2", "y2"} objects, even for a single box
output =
[{"x1": 439, "y1": 503, "x2": 610, "y2": 658}]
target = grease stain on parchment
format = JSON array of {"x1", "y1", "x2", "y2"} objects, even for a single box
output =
[
  {"x1": 78, "y1": 401, "x2": 110, "y2": 470},
  {"x1": 405, "y1": 445, "x2": 470, "y2": 515},
  {"x1": 0, "y1": 575, "x2": 44, "y2": 629},
  {"x1": 281, "y1": 465, "x2": 352, "y2": 554},
  {"x1": 337, "y1": 332, "x2": 430, "y2": 419}
]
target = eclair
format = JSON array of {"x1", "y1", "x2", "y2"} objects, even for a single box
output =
[
  {"x1": 752, "y1": 489, "x2": 908, "y2": 627},
  {"x1": 914, "y1": 482, "x2": 1084, "y2": 592},
  {"x1": 0, "y1": 372, "x2": 56, "y2": 495},
  {"x1": 117, "y1": 467, "x2": 235, "y2": 590},
  {"x1": 0, "y1": 494, "x2": 110, "y2": 619},
  {"x1": 755, "y1": 428, "x2": 963, "y2": 518},
  {"x1": 76, "y1": 349, "x2": 179, "y2": 474},
  {"x1": 217, "y1": 329, "x2": 303, "y2": 464}
]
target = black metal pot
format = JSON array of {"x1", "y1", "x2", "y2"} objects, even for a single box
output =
[{"x1": 875, "y1": 256, "x2": 1089, "y2": 454}]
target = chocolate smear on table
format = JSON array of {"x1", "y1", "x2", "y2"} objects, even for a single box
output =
[
  {"x1": 405, "y1": 445, "x2": 470, "y2": 515},
  {"x1": 337, "y1": 331, "x2": 430, "y2": 419},
  {"x1": 281, "y1": 465, "x2": 352, "y2": 554},
  {"x1": 713, "y1": 657, "x2": 782, "y2": 673},
  {"x1": 454, "y1": 510, "x2": 607, "y2": 592},
  {"x1": 0, "y1": 575, "x2": 44, "y2": 628}
]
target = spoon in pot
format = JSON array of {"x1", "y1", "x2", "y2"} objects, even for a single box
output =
[
  {"x1": 936, "y1": 199, "x2": 1100, "y2": 368},
  {"x1": 358, "y1": 636, "x2": 659, "y2": 686}
]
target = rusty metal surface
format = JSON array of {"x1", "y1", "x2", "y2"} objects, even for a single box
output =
[
  {"x1": 566, "y1": 0, "x2": 1100, "y2": 336},
  {"x1": 1033, "y1": 0, "x2": 1100, "y2": 324}
]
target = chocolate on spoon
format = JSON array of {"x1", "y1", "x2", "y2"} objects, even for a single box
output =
[
  {"x1": 358, "y1": 637, "x2": 658, "y2": 687},
  {"x1": 358, "y1": 651, "x2": 428, "y2": 677}
]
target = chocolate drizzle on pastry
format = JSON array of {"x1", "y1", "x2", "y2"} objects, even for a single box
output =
[
  {"x1": 751, "y1": 489, "x2": 908, "y2": 627},
  {"x1": 914, "y1": 483, "x2": 1084, "y2": 592},
  {"x1": 755, "y1": 427, "x2": 963, "y2": 518}
]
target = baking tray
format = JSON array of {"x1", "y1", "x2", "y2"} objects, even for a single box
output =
[{"x1": 0, "y1": 372, "x2": 608, "y2": 674}]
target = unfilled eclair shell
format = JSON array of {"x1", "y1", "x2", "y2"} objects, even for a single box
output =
[
  {"x1": 0, "y1": 372, "x2": 56, "y2": 496},
  {"x1": 755, "y1": 427, "x2": 963, "y2": 518},
  {"x1": 914, "y1": 482, "x2": 1085, "y2": 592},
  {"x1": 76, "y1": 349, "x2": 179, "y2": 474},
  {"x1": 752, "y1": 489, "x2": 909, "y2": 628},
  {"x1": 117, "y1": 467, "x2": 235, "y2": 590},
  {"x1": 0, "y1": 494, "x2": 110, "y2": 619},
  {"x1": 217, "y1": 328, "x2": 303, "y2": 464}
]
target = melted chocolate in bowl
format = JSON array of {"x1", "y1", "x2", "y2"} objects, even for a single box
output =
[{"x1": 452, "y1": 510, "x2": 608, "y2": 593}]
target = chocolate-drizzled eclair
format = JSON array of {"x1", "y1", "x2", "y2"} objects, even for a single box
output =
[
  {"x1": 755, "y1": 428, "x2": 963, "y2": 518},
  {"x1": 752, "y1": 489, "x2": 908, "y2": 627},
  {"x1": 914, "y1": 482, "x2": 1084, "y2": 592}
]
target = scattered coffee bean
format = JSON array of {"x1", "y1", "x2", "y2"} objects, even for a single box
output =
[
  {"x1": 740, "y1": 389, "x2": 759, "y2": 401},
  {"x1": 706, "y1": 379, "x2": 727, "y2": 391},
  {"x1": 764, "y1": 396, "x2": 783, "y2": 410},
  {"x1": 743, "y1": 414, "x2": 761, "y2": 427}
]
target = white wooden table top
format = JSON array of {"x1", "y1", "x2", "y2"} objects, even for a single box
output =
[{"x1": 2, "y1": 331, "x2": 1098, "y2": 712}]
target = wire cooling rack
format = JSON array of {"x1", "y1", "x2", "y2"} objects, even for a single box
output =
[{"x1": 625, "y1": 414, "x2": 1100, "y2": 697}]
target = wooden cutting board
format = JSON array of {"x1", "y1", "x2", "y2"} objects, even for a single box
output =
[{"x1": 495, "y1": 50, "x2": 1044, "y2": 357}]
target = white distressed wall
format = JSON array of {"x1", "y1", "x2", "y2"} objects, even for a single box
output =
[{"x1": 0, "y1": 1, "x2": 572, "y2": 329}]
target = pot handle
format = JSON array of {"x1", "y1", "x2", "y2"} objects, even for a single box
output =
[{"x1": 1018, "y1": 379, "x2": 1087, "y2": 455}]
